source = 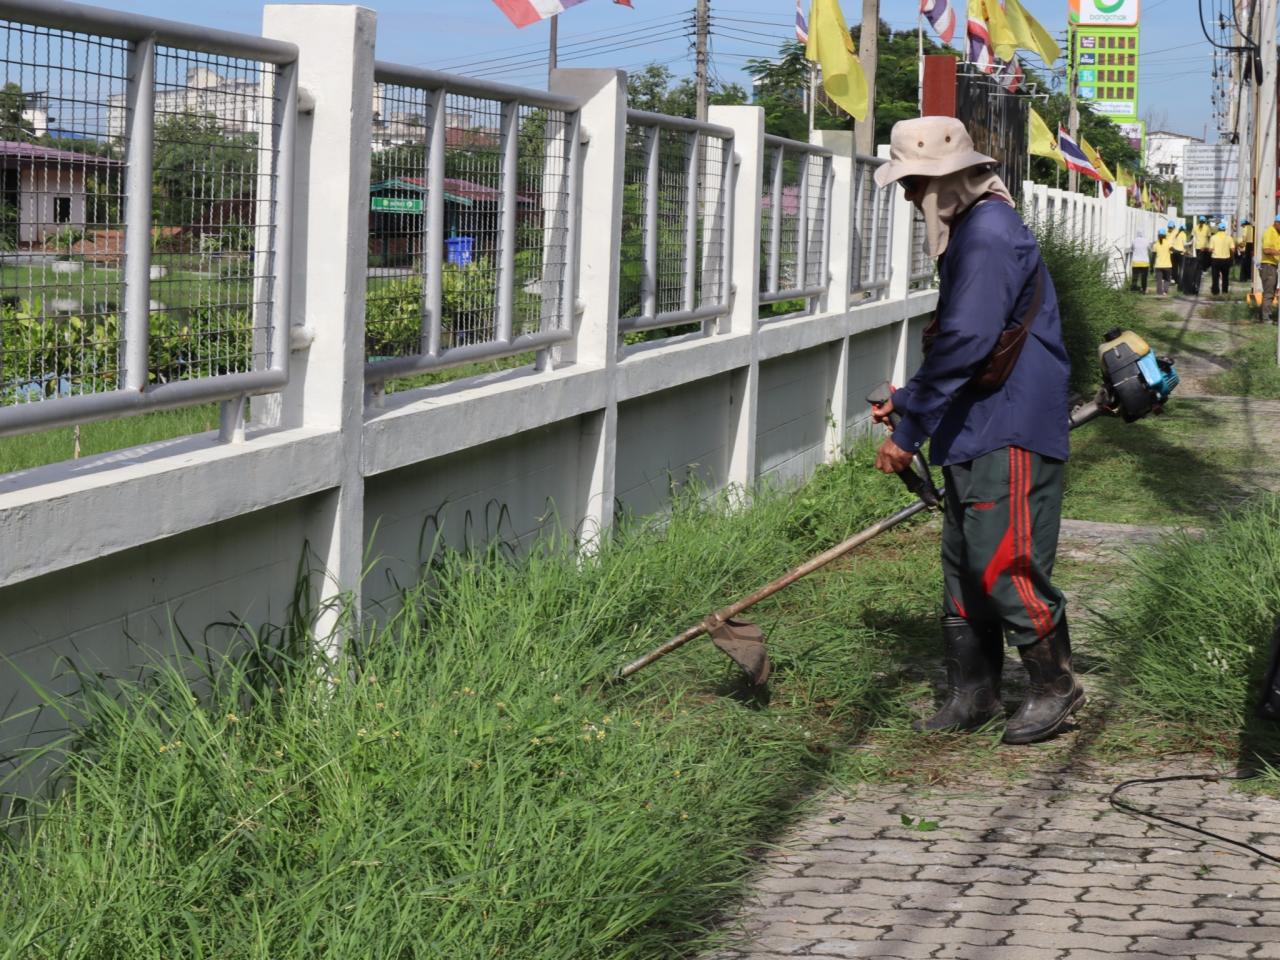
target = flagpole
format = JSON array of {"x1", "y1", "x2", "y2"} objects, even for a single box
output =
[
  {"x1": 917, "y1": 11, "x2": 924, "y2": 115},
  {"x1": 548, "y1": 14, "x2": 558, "y2": 83}
]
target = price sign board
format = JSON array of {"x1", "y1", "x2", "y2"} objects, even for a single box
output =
[{"x1": 1181, "y1": 144, "x2": 1239, "y2": 215}]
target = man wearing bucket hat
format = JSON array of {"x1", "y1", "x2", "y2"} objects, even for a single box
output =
[{"x1": 869, "y1": 116, "x2": 1079, "y2": 746}]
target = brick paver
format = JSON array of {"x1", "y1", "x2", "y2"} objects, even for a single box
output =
[{"x1": 706, "y1": 767, "x2": 1280, "y2": 959}]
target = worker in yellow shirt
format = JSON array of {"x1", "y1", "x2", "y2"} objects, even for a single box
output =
[
  {"x1": 1168, "y1": 221, "x2": 1184, "y2": 290},
  {"x1": 1192, "y1": 216, "x2": 1212, "y2": 293},
  {"x1": 1238, "y1": 218, "x2": 1254, "y2": 282},
  {"x1": 1260, "y1": 214, "x2": 1280, "y2": 323},
  {"x1": 1210, "y1": 220, "x2": 1235, "y2": 295},
  {"x1": 1152, "y1": 228, "x2": 1174, "y2": 296}
]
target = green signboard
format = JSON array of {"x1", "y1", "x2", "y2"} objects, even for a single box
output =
[
  {"x1": 1072, "y1": 23, "x2": 1141, "y2": 123},
  {"x1": 371, "y1": 196, "x2": 423, "y2": 213}
]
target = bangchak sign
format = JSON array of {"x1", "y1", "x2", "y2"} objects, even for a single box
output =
[{"x1": 1071, "y1": 0, "x2": 1140, "y2": 27}]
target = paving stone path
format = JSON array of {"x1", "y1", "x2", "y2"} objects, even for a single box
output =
[
  {"x1": 706, "y1": 297, "x2": 1280, "y2": 960},
  {"x1": 707, "y1": 766, "x2": 1280, "y2": 959}
]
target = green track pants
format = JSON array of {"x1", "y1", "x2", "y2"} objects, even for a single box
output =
[{"x1": 940, "y1": 446, "x2": 1067, "y2": 647}]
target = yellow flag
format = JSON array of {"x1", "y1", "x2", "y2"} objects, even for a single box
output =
[
  {"x1": 1004, "y1": 0, "x2": 1060, "y2": 65},
  {"x1": 978, "y1": 0, "x2": 1017, "y2": 61},
  {"x1": 1080, "y1": 137, "x2": 1114, "y2": 182},
  {"x1": 1141, "y1": 182, "x2": 1151, "y2": 208},
  {"x1": 805, "y1": 0, "x2": 867, "y2": 120},
  {"x1": 1028, "y1": 108, "x2": 1066, "y2": 169},
  {"x1": 1114, "y1": 166, "x2": 1135, "y2": 188}
]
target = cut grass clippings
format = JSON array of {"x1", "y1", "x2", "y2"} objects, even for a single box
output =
[{"x1": 0, "y1": 442, "x2": 942, "y2": 960}]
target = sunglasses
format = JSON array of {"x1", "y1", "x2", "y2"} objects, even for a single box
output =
[{"x1": 899, "y1": 176, "x2": 926, "y2": 194}]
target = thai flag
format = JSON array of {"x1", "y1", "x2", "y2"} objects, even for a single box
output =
[
  {"x1": 493, "y1": 0, "x2": 629, "y2": 29},
  {"x1": 996, "y1": 56, "x2": 1023, "y2": 92},
  {"x1": 966, "y1": 17, "x2": 994, "y2": 73},
  {"x1": 921, "y1": 0, "x2": 955, "y2": 45},
  {"x1": 1058, "y1": 127, "x2": 1103, "y2": 182},
  {"x1": 795, "y1": 0, "x2": 808, "y2": 43}
]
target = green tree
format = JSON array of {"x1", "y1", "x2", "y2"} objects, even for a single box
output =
[
  {"x1": 0, "y1": 82, "x2": 34, "y2": 142},
  {"x1": 625, "y1": 64, "x2": 747, "y2": 118},
  {"x1": 151, "y1": 113, "x2": 256, "y2": 231}
]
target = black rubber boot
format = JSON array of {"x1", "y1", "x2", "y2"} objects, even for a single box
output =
[
  {"x1": 1003, "y1": 617, "x2": 1085, "y2": 745},
  {"x1": 913, "y1": 616, "x2": 1004, "y2": 732}
]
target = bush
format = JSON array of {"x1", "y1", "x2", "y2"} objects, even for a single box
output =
[
  {"x1": 1096, "y1": 494, "x2": 1280, "y2": 738},
  {"x1": 1034, "y1": 221, "x2": 1130, "y2": 398}
]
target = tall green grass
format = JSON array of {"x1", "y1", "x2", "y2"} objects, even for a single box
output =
[
  {"x1": 1209, "y1": 324, "x2": 1280, "y2": 399},
  {"x1": 0, "y1": 446, "x2": 926, "y2": 959},
  {"x1": 1096, "y1": 494, "x2": 1280, "y2": 743},
  {"x1": 1035, "y1": 223, "x2": 1134, "y2": 398}
]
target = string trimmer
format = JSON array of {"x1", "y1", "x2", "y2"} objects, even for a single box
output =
[{"x1": 615, "y1": 328, "x2": 1179, "y2": 684}]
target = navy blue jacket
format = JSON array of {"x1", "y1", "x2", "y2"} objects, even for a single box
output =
[{"x1": 891, "y1": 200, "x2": 1070, "y2": 466}]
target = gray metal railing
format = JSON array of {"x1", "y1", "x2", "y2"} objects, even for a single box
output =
[
  {"x1": 0, "y1": 0, "x2": 297, "y2": 438},
  {"x1": 908, "y1": 207, "x2": 935, "y2": 290},
  {"x1": 850, "y1": 153, "x2": 892, "y2": 301},
  {"x1": 617, "y1": 109, "x2": 735, "y2": 336},
  {"x1": 364, "y1": 63, "x2": 582, "y2": 385},
  {"x1": 759, "y1": 134, "x2": 831, "y2": 309}
]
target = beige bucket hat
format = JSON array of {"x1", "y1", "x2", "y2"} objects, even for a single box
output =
[{"x1": 873, "y1": 116, "x2": 996, "y2": 188}]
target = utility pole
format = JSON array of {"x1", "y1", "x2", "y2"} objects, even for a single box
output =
[
  {"x1": 1068, "y1": 22, "x2": 1079, "y2": 194},
  {"x1": 695, "y1": 0, "x2": 709, "y2": 122},
  {"x1": 1255, "y1": 0, "x2": 1277, "y2": 351},
  {"x1": 854, "y1": 0, "x2": 878, "y2": 155}
]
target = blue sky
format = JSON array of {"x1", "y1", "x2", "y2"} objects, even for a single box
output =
[{"x1": 94, "y1": 0, "x2": 1214, "y2": 140}]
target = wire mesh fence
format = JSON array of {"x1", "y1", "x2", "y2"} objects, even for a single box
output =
[
  {"x1": 850, "y1": 154, "x2": 892, "y2": 302},
  {"x1": 759, "y1": 134, "x2": 831, "y2": 312},
  {"x1": 1, "y1": 21, "x2": 128, "y2": 405},
  {"x1": 0, "y1": 3, "x2": 295, "y2": 437},
  {"x1": 364, "y1": 65, "x2": 579, "y2": 384},
  {"x1": 908, "y1": 205, "x2": 934, "y2": 290},
  {"x1": 148, "y1": 47, "x2": 280, "y2": 384},
  {"x1": 618, "y1": 109, "x2": 733, "y2": 337}
]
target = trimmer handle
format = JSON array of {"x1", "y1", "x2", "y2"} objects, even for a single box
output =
[{"x1": 866, "y1": 381, "x2": 941, "y2": 508}]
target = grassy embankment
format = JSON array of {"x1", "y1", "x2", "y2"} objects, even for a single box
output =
[{"x1": 0, "y1": 447, "x2": 940, "y2": 959}]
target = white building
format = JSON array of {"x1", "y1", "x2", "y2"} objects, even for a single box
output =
[
  {"x1": 1146, "y1": 129, "x2": 1203, "y2": 181},
  {"x1": 107, "y1": 66, "x2": 264, "y2": 140}
]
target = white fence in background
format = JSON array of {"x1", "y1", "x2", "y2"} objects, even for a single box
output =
[
  {"x1": 1021, "y1": 180, "x2": 1172, "y2": 285},
  {"x1": 0, "y1": 0, "x2": 1153, "y2": 749}
]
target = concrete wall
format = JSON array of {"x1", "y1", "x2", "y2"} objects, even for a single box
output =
[{"x1": 755, "y1": 345, "x2": 835, "y2": 485}]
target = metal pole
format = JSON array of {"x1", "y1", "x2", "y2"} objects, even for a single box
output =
[
  {"x1": 768, "y1": 144, "x2": 782, "y2": 293},
  {"x1": 548, "y1": 14, "x2": 557, "y2": 84},
  {"x1": 424, "y1": 87, "x2": 447, "y2": 358},
  {"x1": 797, "y1": 150, "x2": 810, "y2": 292},
  {"x1": 121, "y1": 35, "x2": 155, "y2": 394},
  {"x1": 642, "y1": 125, "x2": 660, "y2": 321},
  {"x1": 683, "y1": 131, "x2": 699, "y2": 311},
  {"x1": 496, "y1": 99, "x2": 519, "y2": 344},
  {"x1": 695, "y1": 0, "x2": 709, "y2": 122},
  {"x1": 1255, "y1": 0, "x2": 1277, "y2": 341},
  {"x1": 1068, "y1": 23, "x2": 1079, "y2": 194},
  {"x1": 854, "y1": 0, "x2": 878, "y2": 155}
]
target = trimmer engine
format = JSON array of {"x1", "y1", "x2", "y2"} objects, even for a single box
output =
[{"x1": 1070, "y1": 328, "x2": 1180, "y2": 427}]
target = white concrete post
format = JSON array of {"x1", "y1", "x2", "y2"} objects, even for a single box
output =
[
  {"x1": 711, "y1": 104, "x2": 765, "y2": 491},
  {"x1": 882, "y1": 143, "x2": 913, "y2": 386},
  {"x1": 816, "y1": 130, "x2": 853, "y2": 460},
  {"x1": 549, "y1": 68, "x2": 627, "y2": 542},
  {"x1": 262, "y1": 4, "x2": 376, "y2": 653},
  {"x1": 815, "y1": 130, "x2": 854, "y2": 314}
]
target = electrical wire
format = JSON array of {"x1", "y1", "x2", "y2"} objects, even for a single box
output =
[
  {"x1": 1108, "y1": 774, "x2": 1280, "y2": 866},
  {"x1": 433, "y1": 20, "x2": 692, "y2": 74}
]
